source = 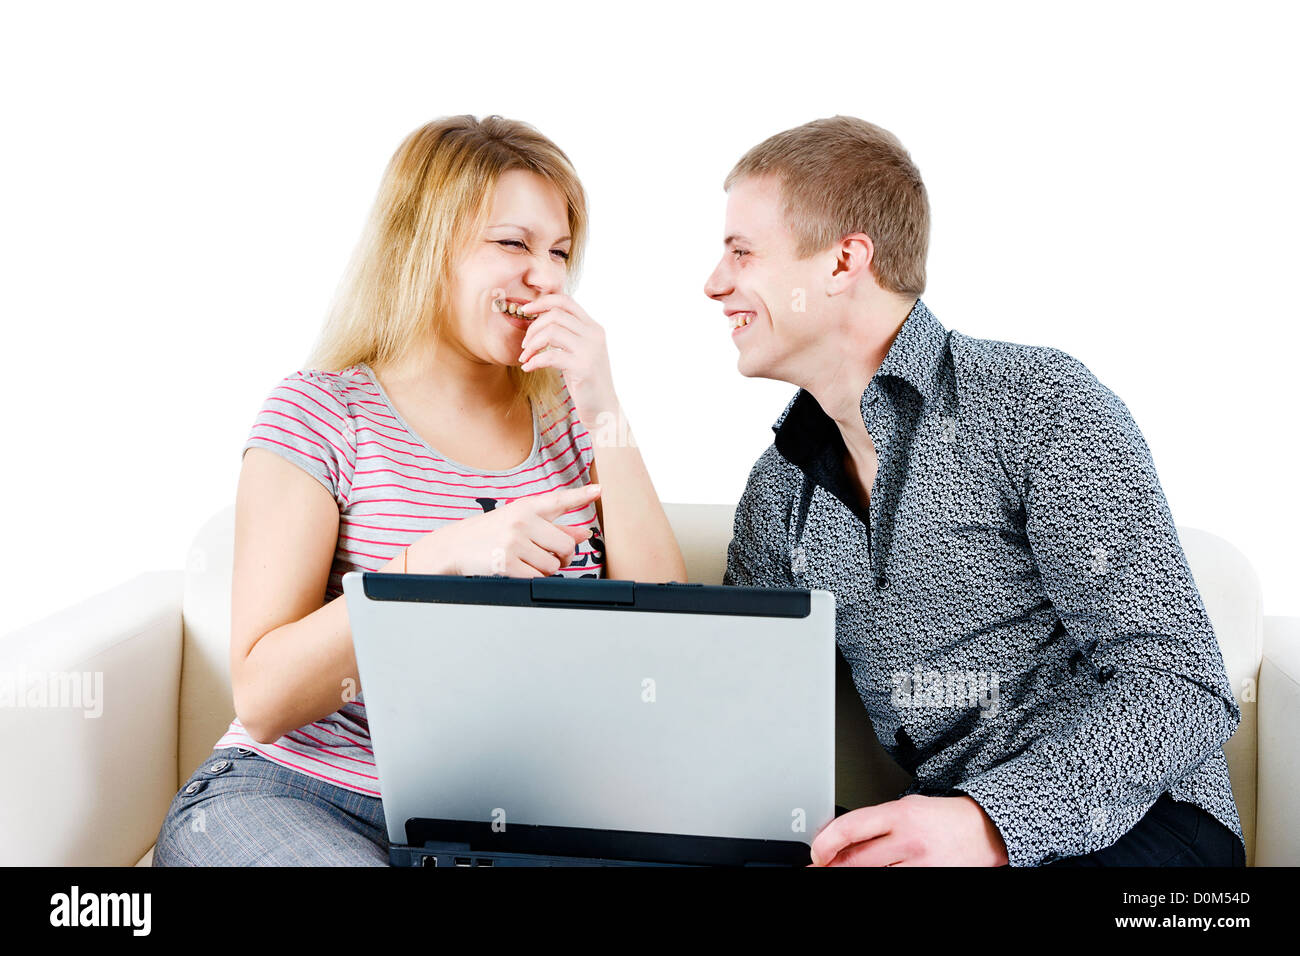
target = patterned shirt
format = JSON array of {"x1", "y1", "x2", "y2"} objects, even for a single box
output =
[
  {"x1": 722, "y1": 299, "x2": 1245, "y2": 866},
  {"x1": 215, "y1": 362, "x2": 602, "y2": 795}
]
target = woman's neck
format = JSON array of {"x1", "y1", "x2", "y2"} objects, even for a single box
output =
[{"x1": 374, "y1": 334, "x2": 517, "y2": 413}]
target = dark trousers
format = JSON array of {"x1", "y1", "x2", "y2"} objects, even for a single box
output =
[
  {"x1": 831, "y1": 792, "x2": 1246, "y2": 866},
  {"x1": 1045, "y1": 792, "x2": 1245, "y2": 866}
]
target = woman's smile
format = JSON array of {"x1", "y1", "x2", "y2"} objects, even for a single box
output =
[{"x1": 493, "y1": 296, "x2": 536, "y2": 332}]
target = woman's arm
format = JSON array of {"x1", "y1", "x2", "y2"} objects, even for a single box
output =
[
  {"x1": 517, "y1": 292, "x2": 688, "y2": 584},
  {"x1": 232, "y1": 449, "x2": 404, "y2": 744},
  {"x1": 586, "y1": 407, "x2": 687, "y2": 583},
  {"x1": 234, "y1": 454, "x2": 605, "y2": 744}
]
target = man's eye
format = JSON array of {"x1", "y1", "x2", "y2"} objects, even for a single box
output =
[{"x1": 732, "y1": 248, "x2": 749, "y2": 259}]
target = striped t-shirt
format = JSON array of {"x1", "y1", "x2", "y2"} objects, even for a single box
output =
[{"x1": 213, "y1": 361, "x2": 601, "y2": 796}]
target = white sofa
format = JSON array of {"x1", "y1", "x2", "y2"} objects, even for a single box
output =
[{"x1": 3, "y1": 503, "x2": 1297, "y2": 867}]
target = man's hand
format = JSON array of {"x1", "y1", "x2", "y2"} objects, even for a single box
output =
[{"x1": 809, "y1": 794, "x2": 1009, "y2": 866}]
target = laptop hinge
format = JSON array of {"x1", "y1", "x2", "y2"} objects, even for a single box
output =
[{"x1": 530, "y1": 577, "x2": 635, "y2": 605}]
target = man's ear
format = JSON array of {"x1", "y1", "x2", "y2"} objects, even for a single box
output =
[{"x1": 826, "y1": 233, "x2": 875, "y2": 295}]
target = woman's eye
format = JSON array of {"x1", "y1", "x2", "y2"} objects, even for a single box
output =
[
  {"x1": 732, "y1": 248, "x2": 749, "y2": 259},
  {"x1": 498, "y1": 239, "x2": 568, "y2": 262}
]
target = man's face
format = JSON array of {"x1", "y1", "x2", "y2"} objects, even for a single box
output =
[{"x1": 703, "y1": 175, "x2": 831, "y2": 382}]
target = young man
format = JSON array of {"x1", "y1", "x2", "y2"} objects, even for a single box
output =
[{"x1": 705, "y1": 116, "x2": 1246, "y2": 867}]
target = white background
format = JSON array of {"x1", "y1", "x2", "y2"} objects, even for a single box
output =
[{"x1": 3, "y1": 0, "x2": 1296, "y2": 634}]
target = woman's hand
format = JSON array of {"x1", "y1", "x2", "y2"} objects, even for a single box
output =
[
  {"x1": 517, "y1": 294, "x2": 686, "y2": 585},
  {"x1": 406, "y1": 484, "x2": 601, "y2": 577},
  {"x1": 517, "y1": 293, "x2": 619, "y2": 425}
]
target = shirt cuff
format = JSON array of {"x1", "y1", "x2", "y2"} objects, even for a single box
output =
[{"x1": 949, "y1": 747, "x2": 1081, "y2": 867}]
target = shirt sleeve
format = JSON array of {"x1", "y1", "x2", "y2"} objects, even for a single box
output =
[
  {"x1": 723, "y1": 447, "x2": 796, "y2": 588},
  {"x1": 950, "y1": 353, "x2": 1241, "y2": 866},
  {"x1": 242, "y1": 370, "x2": 354, "y2": 508}
]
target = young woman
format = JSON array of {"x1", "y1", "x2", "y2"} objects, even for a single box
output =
[{"x1": 152, "y1": 115, "x2": 687, "y2": 865}]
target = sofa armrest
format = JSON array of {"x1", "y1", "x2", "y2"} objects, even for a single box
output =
[
  {"x1": 0, "y1": 571, "x2": 184, "y2": 865},
  {"x1": 1255, "y1": 614, "x2": 1300, "y2": 866}
]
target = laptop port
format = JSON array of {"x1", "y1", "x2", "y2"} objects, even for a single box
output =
[
  {"x1": 454, "y1": 857, "x2": 473, "y2": 867},
  {"x1": 420, "y1": 855, "x2": 438, "y2": 867},
  {"x1": 477, "y1": 858, "x2": 494, "y2": 867}
]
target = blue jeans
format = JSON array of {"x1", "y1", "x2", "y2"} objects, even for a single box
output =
[{"x1": 152, "y1": 747, "x2": 389, "y2": 866}]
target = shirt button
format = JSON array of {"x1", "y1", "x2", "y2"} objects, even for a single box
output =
[
  {"x1": 876, "y1": 573, "x2": 889, "y2": 590},
  {"x1": 207, "y1": 759, "x2": 230, "y2": 774},
  {"x1": 184, "y1": 781, "x2": 205, "y2": 796}
]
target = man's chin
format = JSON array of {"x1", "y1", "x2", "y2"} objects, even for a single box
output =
[{"x1": 736, "y1": 353, "x2": 779, "y2": 382}]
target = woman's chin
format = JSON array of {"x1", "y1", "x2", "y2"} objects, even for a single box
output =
[{"x1": 484, "y1": 343, "x2": 525, "y2": 370}]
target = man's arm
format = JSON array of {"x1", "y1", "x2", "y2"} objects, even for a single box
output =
[
  {"x1": 950, "y1": 353, "x2": 1241, "y2": 866},
  {"x1": 723, "y1": 446, "x2": 796, "y2": 589}
]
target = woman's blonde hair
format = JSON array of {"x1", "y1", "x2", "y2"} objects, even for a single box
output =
[{"x1": 305, "y1": 114, "x2": 589, "y2": 416}]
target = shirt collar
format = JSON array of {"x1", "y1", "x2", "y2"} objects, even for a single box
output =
[{"x1": 771, "y1": 298, "x2": 949, "y2": 464}]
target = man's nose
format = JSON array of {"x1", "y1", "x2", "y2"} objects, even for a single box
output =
[{"x1": 704, "y1": 259, "x2": 732, "y2": 300}]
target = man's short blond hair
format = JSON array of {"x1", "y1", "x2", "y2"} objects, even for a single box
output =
[{"x1": 724, "y1": 116, "x2": 929, "y2": 297}]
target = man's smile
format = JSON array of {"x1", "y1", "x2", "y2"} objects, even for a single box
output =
[{"x1": 727, "y1": 309, "x2": 757, "y2": 334}]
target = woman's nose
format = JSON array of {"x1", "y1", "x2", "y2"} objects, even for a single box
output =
[{"x1": 525, "y1": 254, "x2": 566, "y2": 295}]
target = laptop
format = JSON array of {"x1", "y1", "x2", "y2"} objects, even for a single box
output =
[{"x1": 341, "y1": 571, "x2": 836, "y2": 867}]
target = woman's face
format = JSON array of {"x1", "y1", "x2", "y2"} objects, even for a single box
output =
[{"x1": 445, "y1": 168, "x2": 573, "y2": 369}]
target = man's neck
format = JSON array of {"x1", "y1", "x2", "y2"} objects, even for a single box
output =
[{"x1": 801, "y1": 294, "x2": 916, "y2": 453}]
